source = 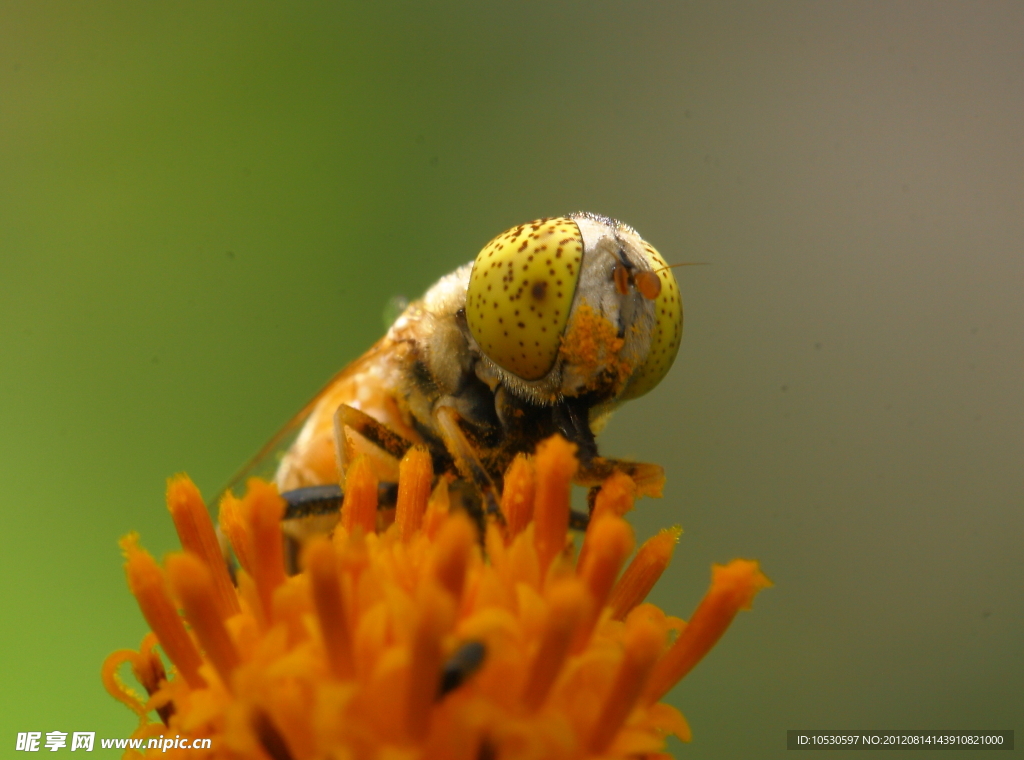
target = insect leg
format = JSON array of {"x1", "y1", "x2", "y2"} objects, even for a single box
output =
[
  {"x1": 575, "y1": 456, "x2": 666, "y2": 499},
  {"x1": 278, "y1": 483, "x2": 400, "y2": 575},
  {"x1": 433, "y1": 404, "x2": 503, "y2": 522},
  {"x1": 332, "y1": 403, "x2": 416, "y2": 472},
  {"x1": 280, "y1": 483, "x2": 399, "y2": 520},
  {"x1": 281, "y1": 470, "x2": 590, "y2": 534}
]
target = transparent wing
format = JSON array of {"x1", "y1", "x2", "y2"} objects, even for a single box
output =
[{"x1": 208, "y1": 341, "x2": 388, "y2": 505}]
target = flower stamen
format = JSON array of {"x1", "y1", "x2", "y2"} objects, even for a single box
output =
[
  {"x1": 406, "y1": 582, "x2": 455, "y2": 742},
  {"x1": 587, "y1": 616, "x2": 664, "y2": 753},
  {"x1": 121, "y1": 534, "x2": 205, "y2": 689},
  {"x1": 166, "y1": 552, "x2": 241, "y2": 689},
  {"x1": 532, "y1": 436, "x2": 577, "y2": 573},
  {"x1": 577, "y1": 470, "x2": 636, "y2": 570},
  {"x1": 395, "y1": 446, "x2": 433, "y2": 540},
  {"x1": 575, "y1": 516, "x2": 634, "y2": 649},
  {"x1": 430, "y1": 512, "x2": 477, "y2": 601},
  {"x1": 500, "y1": 453, "x2": 536, "y2": 539},
  {"x1": 240, "y1": 479, "x2": 287, "y2": 624},
  {"x1": 304, "y1": 536, "x2": 355, "y2": 680},
  {"x1": 608, "y1": 526, "x2": 681, "y2": 621},
  {"x1": 642, "y1": 558, "x2": 772, "y2": 705},
  {"x1": 166, "y1": 474, "x2": 240, "y2": 618},
  {"x1": 108, "y1": 434, "x2": 769, "y2": 757},
  {"x1": 521, "y1": 578, "x2": 589, "y2": 712},
  {"x1": 341, "y1": 454, "x2": 378, "y2": 534}
]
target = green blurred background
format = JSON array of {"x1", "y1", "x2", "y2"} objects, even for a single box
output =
[{"x1": 1, "y1": 2, "x2": 1021, "y2": 757}]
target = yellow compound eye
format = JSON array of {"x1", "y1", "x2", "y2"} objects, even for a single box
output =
[
  {"x1": 620, "y1": 240, "x2": 683, "y2": 400},
  {"x1": 466, "y1": 217, "x2": 584, "y2": 380}
]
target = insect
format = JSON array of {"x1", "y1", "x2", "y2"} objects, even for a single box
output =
[{"x1": 223, "y1": 212, "x2": 683, "y2": 540}]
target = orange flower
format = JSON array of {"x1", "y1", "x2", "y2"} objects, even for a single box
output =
[{"x1": 105, "y1": 436, "x2": 770, "y2": 759}]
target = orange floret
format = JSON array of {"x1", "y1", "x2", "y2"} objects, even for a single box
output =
[
  {"x1": 166, "y1": 553, "x2": 240, "y2": 689},
  {"x1": 395, "y1": 446, "x2": 433, "y2": 541},
  {"x1": 608, "y1": 526, "x2": 682, "y2": 620},
  {"x1": 500, "y1": 452, "x2": 536, "y2": 539},
  {"x1": 166, "y1": 475, "x2": 240, "y2": 619},
  {"x1": 340, "y1": 454, "x2": 378, "y2": 534},
  {"x1": 642, "y1": 558, "x2": 773, "y2": 705},
  {"x1": 532, "y1": 435, "x2": 577, "y2": 572},
  {"x1": 105, "y1": 435, "x2": 769, "y2": 759}
]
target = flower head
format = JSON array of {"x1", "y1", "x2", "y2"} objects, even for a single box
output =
[{"x1": 106, "y1": 436, "x2": 769, "y2": 759}]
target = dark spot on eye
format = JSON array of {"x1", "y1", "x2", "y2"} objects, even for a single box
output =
[{"x1": 531, "y1": 281, "x2": 548, "y2": 300}]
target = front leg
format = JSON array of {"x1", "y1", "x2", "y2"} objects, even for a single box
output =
[
  {"x1": 547, "y1": 397, "x2": 664, "y2": 498},
  {"x1": 433, "y1": 403, "x2": 503, "y2": 522},
  {"x1": 576, "y1": 456, "x2": 665, "y2": 498}
]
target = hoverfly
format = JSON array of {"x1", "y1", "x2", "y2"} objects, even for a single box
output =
[{"x1": 221, "y1": 213, "x2": 683, "y2": 542}]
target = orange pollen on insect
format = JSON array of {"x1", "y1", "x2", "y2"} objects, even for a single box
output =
[{"x1": 558, "y1": 302, "x2": 631, "y2": 387}]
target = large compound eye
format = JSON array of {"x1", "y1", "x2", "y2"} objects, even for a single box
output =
[
  {"x1": 620, "y1": 240, "x2": 683, "y2": 400},
  {"x1": 466, "y1": 217, "x2": 583, "y2": 380}
]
